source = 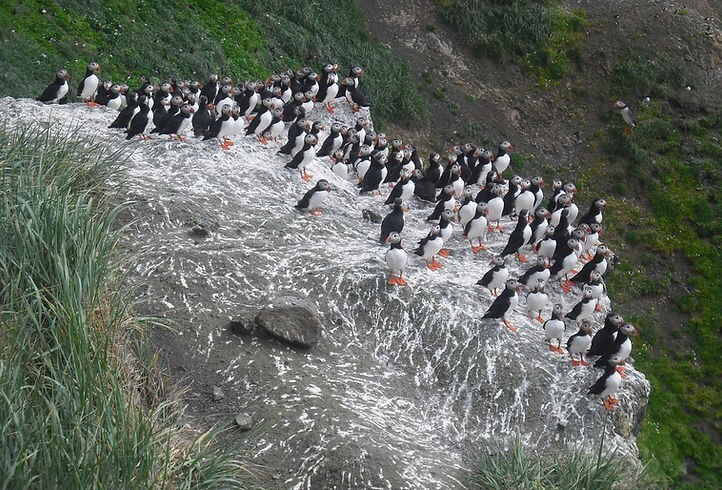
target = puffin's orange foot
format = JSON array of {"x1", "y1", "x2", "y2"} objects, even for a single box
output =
[
  {"x1": 352, "y1": 104, "x2": 359, "y2": 113},
  {"x1": 396, "y1": 277, "x2": 408, "y2": 286},
  {"x1": 471, "y1": 245, "x2": 481, "y2": 254},
  {"x1": 310, "y1": 209, "x2": 322, "y2": 217},
  {"x1": 580, "y1": 358, "x2": 590, "y2": 366},
  {"x1": 388, "y1": 276, "x2": 398, "y2": 285},
  {"x1": 571, "y1": 359, "x2": 580, "y2": 367},
  {"x1": 536, "y1": 315, "x2": 545, "y2": 323},
  {"x1": 603, "y1": 400, "x2": 615, "y2": 411},
  {"x1": 556, "y1": 345, "x2": 565, "y2": 354},
  {"x1": 609, "y1": 396, "x2": 620, "y2": 404},
  {"x1": 87, "y1": 101, "x2": 100, "y2": 108},
  {"x1": 259, "y1": 136, "x2": 269, "y2": 145},
  {"x1": 438, "y1": 249, "x2": 450, "y2": 258},
  {"x1": 561, "y1": 282, "x2": 572, "y2": 293},
  {"x1": 302, "y1": 173, "x2": 313, "y2": 182},
  {"x1": 549, "y1": 344, "x2": 557, "y2": 352},
  {"x1": 517, "y1": 253, "x2": 528, "y2": 263},
  {"x1": 326, "y1": 104, "x2": 335, "y2": 113},
  {"x1": 504, "y1": 320, "x2": 517, "y2": 332},
  {"x1": 595, "y1": 303, "x2": 603, "y2": 312}
]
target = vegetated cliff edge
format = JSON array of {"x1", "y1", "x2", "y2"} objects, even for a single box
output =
[{"x1": 0, "y1": 97, "x2": 650, "y2": 488}]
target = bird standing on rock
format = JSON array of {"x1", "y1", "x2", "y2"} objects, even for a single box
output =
[
  {"x1": 589, "y1": 355, "x2": 624, "y2": 410},
  {"x1": 294, "y1": 179, "x2": 332, "y2": 216},
  {"x1": 415, "y1": 224, "x2": 445, "y2": 270},
  {"x1": 482, "y1": 279, "x2": 522, "y2": 332},
  {"x1": 385, "y1": 232, "x2": 408, "y2": 286},
  {"x1": 37, "y1": 68, "x2": 70, "y2": 104},
  {"x1": 543, "y1": 303, "x2": 566, "y2": 353}
]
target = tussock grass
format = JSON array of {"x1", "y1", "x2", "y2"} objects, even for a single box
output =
[
  {"x1": 468, "y1": 438, "x2": 658, "y2": 490},
  {"x1": 0, "y1": 124, "x2": 256, "y2": 488},
  {"x1": 435, "y1": 0, "x2": 585, "y2": 86}
]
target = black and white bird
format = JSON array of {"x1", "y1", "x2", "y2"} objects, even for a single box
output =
[
  {"x1": 543, "y1": 303, "x2": 566, "y2": 353},
  {"x1": 588, "y1": 355, "x2": 624, "y2": 410},
  {"x1": 567, "y1": 319, "x2": 593, "y2": 366},
  {"x1": 613, "y1": 100, "x2": 637, "y2": 134},
  {"x1": 482, "y1": 279, "x2": 522, "y2": 332},
  {"x1": 294, "y1": 179, "x2": 332, "y2": 216},
  {"x1": 77, "y1": 61, "x2": 101, "y2": 105},
  {"x1": 379, "y1": 198, "x2": 405, "y2": 244},
  {"x1": 37, "y1": 68, "x2": 70, "y2": 104},
  {"x1": 525, "y1": 279, "x2": 548, "y2": 323},
  {"x1": 476, "y1": 255, "x2": 508, "y2": 296},
  {"x1": 385, "y1": 232, "x2": 408, "y2": 286}
]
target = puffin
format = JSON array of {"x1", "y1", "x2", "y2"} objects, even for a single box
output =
[
  {"x1": 579, "y1": 222, "x2": 603, "y2": 261},
  {"x1": 579, "y1": 198, "x2": 607, "y2": 227},
  {"x1": 513, "y1": 179, "x2": 536, "y2": 217},
  {"x1": 482, "y1": 279, "x2": 522, "y2": 332},
  {"x1": 426, "y1": 184, "x2": 456, "y2": 221},
  {"x1": 594, "y1": 323, "x2": 638, "y2": 369},
  {"x1": 463, "y1": 202, "x2": 489, "y2": 253},
  {"x1": 411, "y1": 168, "x2": 437, "y2": 203},
  {"x1": 202, "y1": 104, "x2": 234, "y2": 149},
  {"x1": 612, "y1": 100, "x2": 637, "y2": 134},
  {"x1": 502, "y1": 175, "x2": 524, "y2": 218},
  {"x1": 476, "y1": 255, "x2": 508, "y2": 296},
  {"x1": 342, "y1": 76, "x2": 371, "y2": 112},
  {"x1": 437, "y1": 209, "x2": 455, "y2": 256},
  {"x1": 76, "y1": 61, "x2": 101, "y2": 105},
  {"x1": 426, "y1": 152, "x2": 443, "y2": 187},
  {"x1": 588, "y1": 355, "x2": 624, "y2": 410},
  {"x1": 379, "y1": 198, "x2": 405, "y2": 244},
  {"x1": 384, "y1": 168, "x2": 415, "y2": 205},
  {"x1": 519, "y1": 256, "x2": 550, "y2": 289},
  {"x1": 570, "y1": 244, "x2": 611, "y2": 284},
  {"x1": 385, "y1": 232, "x2": 408, "y2": 286},
  {"x1": 529, "y1": 176, "x2": 545, "y2": 211},
  {"x1": 485, "y1": 183, "x2": 505, "y2": 232},
  {"x1": 317, "y1": 63, "x2": 341, "y2": 113},
  {"x1": 584, "y1": 270, "x2": 606, "y2": 312},
  {"x1": 529, "y1": 207, "x2": 552, "y2": 247},
  {"x1": 587, "y1": 312, "x2": 625, "y2": 360},
  {"x1": 500, "y1": 209, "x2": 532, "y2": 262},
  {"x1": 125, "y1": 95, "x2": 152, "y2": 140},
  {"x1": 108, "y1": 91, "x2": 139, "y2": 130},
  {"x1": 285, "y1": 133, "x2": 318, "y2": 181},
  {"x1": 200, "y1": 74, "x2": 220, "y2": 104},
  {"x1": 316, "y1": 122, "x2": 344, "y2": 158},
  {"x1": 535, "y1": 225, "x2": 557, "y2": 259},
  {"x1": 549, "y1": 237, "x2": 580, "y2": 292},
  {"x1": 566, "y1": 319, "x2": 593, "y2": 366},
  {"x1": 192, "y1": 95, "x2": 215, "y2": 137},
  {"x1": 457, "y1": 186, "x2": 477, "y2": 229},
  {"x1": 279, "y1": 116, "x2": 311, "y2": 156},
  {"x1": 37, "y1": 68, "x2": 70, "y2": 104},
  {"x1": 415, "y1": 224, "x2": 445, "y2": 270},
  {"x1": 470, "y1": 148, "x2": 493, "y2": 185},
  {"x1": 543, "y1": 303, "x2": 566, "y2": 353},
  {"x1": 492, "y1": 140, "x2": 513, "y2": 178},
  {"x1": 359, "y1": 154, "x2": 387, "y2": 194},
  {"x1": 294, "y1": 179, "x2": 332, "y2": 216},
  {"x1": 525, "y1": 279, "x2": 548, "y2": 323},
  {"x1": 159, "y1": 103, "x2": 193, "y2": 140},
  {"x1": 564, "y1": 286, "x2": 596, "y2": 324}
]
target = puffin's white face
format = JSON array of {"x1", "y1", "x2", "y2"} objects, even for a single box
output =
[
  {"x1": 56, "y1": 69, "x2": 70, "y2": 80},
  {"x1": 476, "y1": 202, "x2": 488, "y2": 215},
  {"x1": 88, "y1": 62, "x2": 101, "y2": 73}
]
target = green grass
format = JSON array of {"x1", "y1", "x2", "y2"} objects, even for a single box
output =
[
  {"x1": 468, "y1": 437, "x2": 658, "y2": 489},
  {"x1": 596, "y1": 56, "x2": 722, "y2": 487},
  {"x1": 435, "y1": 0, "x2": 585, "y2": 86},
  {"x1": 0, "y1": 0, "x2": 429, "y2": 129},
  {"x1": 0, "y1": 124, "x2": 256, "y2": 488}
]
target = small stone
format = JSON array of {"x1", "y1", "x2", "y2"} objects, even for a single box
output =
[
  {"x1": 557, "y1": 418, "x2": 568, "y2": 429},
  {"x1": 362, "y1": 208, "x2": 383, "y2": 223},
  {"x1": 211, "y1": 385, "x2": 224, "y2": 401},
  {"x1": 189, "y1": 224, "x2": 211, "y2": 238},
  {"x1": 235, "y1": 412, "x2": 253, "y2": 430},
  {"x1": 228, "y1": 318, "x2": 253, "y2": 336}
]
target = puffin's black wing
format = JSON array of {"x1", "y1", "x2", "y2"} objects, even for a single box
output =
[
  {"x1": 294, "y1": 188, "x2": 315, "y2": 210},
  {"x1": 477, "y1": 266, "x2": 498, "y2": 288},
  {"x1": 37, "y1": 80, "x2": 62, "y2": 102},
  {"x1": 482, "y1": 294, "x2": 508, "y2": 319}
]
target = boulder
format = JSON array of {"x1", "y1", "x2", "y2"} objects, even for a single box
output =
[{"x1": 254, "y1": 296, "x2": 322, "y2": 348}]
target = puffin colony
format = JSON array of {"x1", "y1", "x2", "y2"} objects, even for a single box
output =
[{"x1": 36, "y1": 61, "x2": 640, "y2": 416}]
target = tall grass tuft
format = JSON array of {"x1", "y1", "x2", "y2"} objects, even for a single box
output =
[
  {"x1": 467, "y1": 437, "x2": 659, "y2": 490},
  {"x1": 0, "y1": 124, "x2": 256, "y2": 488}
]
